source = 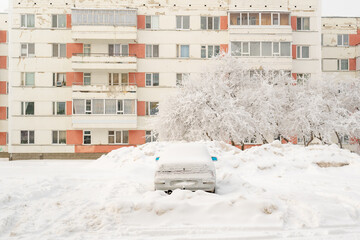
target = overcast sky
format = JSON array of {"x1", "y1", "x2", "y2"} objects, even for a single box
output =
[{"x1": 0, "y1": 1, "x2": 359, "y2": 16}]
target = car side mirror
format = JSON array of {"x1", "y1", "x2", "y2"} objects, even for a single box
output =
[
  {"x1": 211, "y1": 157, "x2": 217, "y2": 161},
  {"x1": 156, "y1": 157, "x2": 160, "y2": 161}
]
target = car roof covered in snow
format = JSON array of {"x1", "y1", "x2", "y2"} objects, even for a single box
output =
[{"x1": 159, "y1": 143, "x2": 212, "y2": 164}]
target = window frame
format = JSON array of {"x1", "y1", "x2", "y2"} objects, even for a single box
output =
[
  {"x1": 337, "y1": 34, "x2": 349, "y2": 47},
  {"x1": 296, "y1": 73, "x2": 311, "y2": 85},
  {"x1": 145, "y1": 73, "x2": 160, "y2": 87},
  {"x1": 176, "y1": 16, "x2": 190, "y2": 30},
  {"x1": 229, "y1": 12, "x2": 290, "y2": 27},
  {"x1": 176, "y1": 44, "x2": 190, "y2": 58},
  {"x1": 108, "y1": 130, "x2": 129, "y2": 144},
  {"x1": 20, "y1": 130, "x2": 35, "y2": 144},
  {"x1": 201, "y1": 45, "x2": 220, "y2": 58},
  {"x1": 83, "y1": 130, "x2": 91, "y2": 145},
  {"x1": 83, "y1": 73, "x2": 91, "y2": 86},
  {"x1": 296, "y1": 46, "x2": 310, "y2": 59},
  {"x1": 52, "y1": 102, "x2": 66, "y2": 115},
  {"x1": 145, "y1": 15, "x2": 159, "y2": 29},
  {"x1": 21, "y1": 72, "x2": 35, "y2": 86},
  {"x1": 21, "y1": 101, "x2": 35, "y2": 115},
  {"x1": 108, "y1": 44, "x2": 129, "y2": 57},
  {"x1": 230, "y1": 41, "x2": 291, "y2": 57},
  {"x1": 145, "y1": 44, "x2": 159, "y2": 58},
  {"x1": 200, "y1": 16, "x2": 220, "y2": 30},
  {"x1": 72, "y1": 99, "x2": 137, "y2": 115},
  {"x1": 337, "y1": 59, "x2": 349, "y2": 71},
  {"x1": 52, "y1": 130, "x2": 67, "y2": 144},
  {"x1": 145, "y1": 130, "x2": 158, "y2": 143},
  {"x1": 20, "y1": 14, "x2": 35, "y2": 28},
  {"x1": 51, "y1": 14, "x2": 67, "y2": 28},
  {"x1": 52, "y1": 43, "x2": 66, "y2": 58},
  {"x1": 20, "y1": 43, "x2": 35, "y2": 57},
  {"x1": 53, "y1": 73, "x2": 67, "y2": 86},
  {"x1": 296, "y1": 17, "x2": 310, "y2": 31},
  {"x1": 145, "y1": 101, "x2": 159, "y2": 116}
]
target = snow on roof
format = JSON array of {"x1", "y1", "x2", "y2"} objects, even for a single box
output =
[{"x1": 159, "y1": 143, "x2": 212, "y2": 164}]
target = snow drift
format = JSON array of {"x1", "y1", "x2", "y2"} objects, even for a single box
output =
[{"x1": 1, "y1": 141, "x2": 360, "y2": 239}]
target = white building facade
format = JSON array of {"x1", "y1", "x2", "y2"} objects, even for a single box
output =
[{"x1": 0, "y1": 0, "x2": 330, "y2": 158}]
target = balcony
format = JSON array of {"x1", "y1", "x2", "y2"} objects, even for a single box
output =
[
  {"x1": 72, "y1": 53, "x2": 137, "y2": 71},
  {"x1": 71, "y1": 9, "x2": 137, "y2": 41},
  {"x1": 72, "y1": 115, "x2": 137, "y2": 129},
  {"x1": 72, "y1": 82, "x2": 137, "y2": 99}
]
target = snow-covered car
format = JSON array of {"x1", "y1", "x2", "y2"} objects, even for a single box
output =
[{"x1": 154, "y1": 143, "x2": 217, "y2": 194}]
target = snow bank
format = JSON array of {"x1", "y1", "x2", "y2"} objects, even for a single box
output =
[{"x1": 1, "y1": 141, "x2": 360, "y2": 239}]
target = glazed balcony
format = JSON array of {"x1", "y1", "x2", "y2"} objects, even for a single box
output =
[{"x1": 71, "y1": 53, "x2": 137, "y2": 71}]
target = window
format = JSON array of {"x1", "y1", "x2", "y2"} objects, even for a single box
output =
[
  {"x1": 231, "y1": 41, "x2": 290, "y2": 57},
  {"x1": 201, "y1": 45, "x2": 220, "y2": 58},
  {"x1": 177, "y1": 45, "x2": 190, "y2": 58},
  {"x1": 176, "y1": 16, "x2": 190, "y2": 29},
  {"x1": 108, "y1": 44, "x2": 129, "y2": 56},
  {"x1": 296, "y1": 73, "x2": 311, "y2": 85},
  {"x1": 52, "y1": 102, "x2": 66, "y2": 115},
  {"x1": 21, "y1": 72, "x2": 35, "y2": 86},
  {"x1": 201, "y1": 16, "x2": 220, "y2": 30},
  {"x1": 337, "y1": 34, "x2": 349, "y2": 47},
  {"x1": 297, "y1": 17, "x2": 310, "y2": 31},
  {"x1": 21, "y1": 102, "x2": 34, "y2": 115},
  {"x1": 109, "y1": 73, "x2": 128, "y2": 86},
  {"x1": 339, "y1": 135, "x2": 350, "y2": 144},
  {"x1": 108, "y1": 130, "x2": 129, "y2": 144},
  {"x1": 244, "y1": 137, "x2": 257, "y2": 144},
  {"x1": 146, "y1": 73, "x2": 159, "y2": 86},
  {"x1": 21, "y1": 14, "x2": 35, "y2": 28},
  {"x1": 83, "y1": 131, "x2": 91, "y2": 145},
  {"x1": 53, "y1": 73, "x2": 66, "y2": 86},
  {"x1": 52, "y1": 130, "x2": 66, "y2": 144},
  {"x1": 145, "y1": 45, "x2": 159, "y2": 58},
  {"x1": 21, "y1": 43, "x2": 35, "y2": 57},
  {"x1": 176, "y1": 73, "x2": 189, "y2": 86},
  {"x1": 249, "y1": 13, "x2": 259, "y2": 25},
  {"x1": 146, "y1": 131, "x2": 158, "y2": 143},
  {"x1": 280, "y1": 13, "x2": 290, "y2": 26},
  {"x1": 72, "y1": 9, "x2": 137, "y2": 27},
  {"x1": 52, "y1": 44, "x2": 66, "y2": 58},
  {"x1": 52, "y1": 14, "x2": 66, "y2": 28},
  {"x1": 261, "y1": 13, "x2": 271, "y2": 26},
  {"x1": 337, "y1": 59, "x2": 349, "y2": 71},
  {"x1": 296, "y1": 46, "x2": 310, "y2": 59},
  {"x1": 73, "y1": 99, "x2": 136, "y2": 115},
  {"x1": 21, "y1": 131, "x2": 34, "y2": 144},
  {"x1": 272, "y1": 13, "x2": 279, "y2": 25},
  {"x1": 146, "y1": 102, "x2": 159, "y2": 116},
  {"x1": 145, "y1": 15, "x2": 159, "y2": 29},
  {"x1": 84, "y1": 73, "x2": 91, "y2": 85},
  {"x1": 83, "y1": 44, "x2": 91, "y2": 56}
]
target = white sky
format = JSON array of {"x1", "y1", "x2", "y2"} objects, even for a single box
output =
[{"x1": 0, "y1": 1, "x2": 359, "y2": 16}]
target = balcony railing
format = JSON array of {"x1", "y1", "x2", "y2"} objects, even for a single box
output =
[
  {"x1": 73, "y1": 53, "x2": 136, "y2": 57},
  {"x1": 72, "y1": 9, "x2": 137, "y2": 27},
  {"x1": 71, "y1": 53, "x2": 137, "y2": 71}
]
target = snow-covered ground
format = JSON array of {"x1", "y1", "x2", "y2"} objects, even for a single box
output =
[{"x1": 1, "y1": 141, "x2": 360, "y2": 240}]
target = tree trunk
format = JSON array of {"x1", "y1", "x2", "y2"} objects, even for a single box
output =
[
  {"x1": 260, "y1": 134, "x2": 268, "y2": 144},
  {"x1": 230, "y1": 140, "x2": 235, "y2": 146},
  {"x1": 305, "y1": 133, "x2": 314, "y2": 147},
  {"x1": 206, "y1": 132, "x2": 213, "y2": 141},
  {"x1": 335, "y1": 131, "x2": 343, "y2": 149},
  {"x1": 282, "y1": 137, "x2": 290, "y2": 143}
]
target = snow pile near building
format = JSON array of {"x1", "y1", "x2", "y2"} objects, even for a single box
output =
[{"x1": 1, "y1": 141, "x2": 360, "y2": 239}]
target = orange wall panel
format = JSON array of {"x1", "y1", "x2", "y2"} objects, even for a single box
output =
[
  {"x1": 291, "y1": 16, "x2": 297, "y2": 31},
  {"x1": 220, "y1": 16, "x2": 228, "y2": 30},
  {"x1": 129, "y1": 44, "x2": 145, "y2": 58},
  {"x1": 292, "y1": 73, "x2": 297, "y2": 80},
  {"x1": 292, "y1": 45, "x2": 297, "y2": 59},
  {"x1": 137, "y1": 15, "x2": 145, "y2": 29},
  {"x1": 75, "y1": 145, "x2": 130, "y2": 153},
  {"x1": 349, "y1": 58, "x2": 357, "y2": 71},
  {"x1": 66, "y1": 130, "x2": 83, "y2": 145},
  {"x1": 349, "y1": 30, "x2": 360, "y2": 46},
  {"x1": 0, "y1": 132, "x2": 6, "y2": 145},
  {"x1": 66, "y1": 43, "x2": 83, "y2": 58},
  {"x1": 220, "y1": 44, "x2": 228, "y2": 54},
  {"x1": 0, "y1": 30, "x2": 6, "y2": 43},
  {"x1": 129, "y1": 72, "x2": 145, "y2": 87},
  {"x1": 0, "y1": 81, "x2": 6, "y2": 94},
  {"x1": 137, "y1": 101, "x2": 146, "y2": 116},
  {"x1": 66, "y1": 101, "x2": 72, "y2": 115},
  {"x1": 0, "y1": 107, "x2": 6, "y2": 120},
  {"x1": 66, "y1": 72, "x2": 83, "y2": 86},
  {"x1": 0, "y1": 56, "x2": 7, "y2": 69},
  {"x1": 66, "y1": 14, "x2": 72, "y2": 28},
  {"x1": 129, "y1": 130, "x2": 146, "y2": 145}
]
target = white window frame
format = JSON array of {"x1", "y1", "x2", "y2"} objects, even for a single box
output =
[
  {"x1": 21, "y1": 101, "x2": 35, "y2": 115},
  {"x1": 337, "y1": 59, "x2": 349, "y2": 71},
  {"x1": 145, "y1": 130, "x2": 158, "y2": 143},
  {"x1": 73, "y1": 99, "x2": 136, "y2": 115},
  {"x1": 108, "y1": 130, "x2": 129, "y2": 144},
  {"x1": 108, "y1": 44, "x2": 129, "y2": 57},
  {"x1": 20, "y1": 130, "x2": 35, "y2": 144},
  {"x1": 145, "y1": 44, "x2": 159, "y2": 58},
  {"x1": 145, "y1": 102, "x2": 159, "y2": 116},
  {"x1": 21, "y1": 72, "x2": 35, "y2": 86},
  {"x1": 53, "y1": 73, "x2": 66, "y2": 86},
  {"x1": 296, "y1": 46, "x2": 310, "y2": 59},
  {"x1": 145, "y1": 15, "x2": 159, "y2": 29},
  {"x1": 83, "y1": 44, "x2": 91, "y2": 56},
  {"x1": 337, "y1": 34, "x2": 349, "y2": 47},
  {"x1": 201, "y1": 16, "x2": 220, "y2": 30},
  {"x1": 85, "y1": 100, "x2": 92, "y2": 114},
  {"x1": 52, "y1": 14, "x2": 67, "y2": 28},
  {"x1": 83, "y1": 73, "x2": 91, "y2": 86},
  {"x1": 340, "y1": 135, "x2": 350, "y2": 144},
  {"x1": 231, "y1": 41, "x2": 291, "y2": 57},
  {"x1": 176, "y1": 16, "x2": 190, "y2": 30},
  {"x1": 21, "y1": 43, "x2": 35, "y2": 57},
  {"x1": 176, "y1": 73, "x2": 189, "y2": 86},
  {"x1": 244, "y1": 137, "x2": 257, "y2": 144},
  {"x1": 83, "y1": 130, "x2": 91, "y2": 145},
  {"x1": 52, "y1": 43, "x2": 66, "y2": 58},
  {"x1": 52, "y1": 102, "x2": 66, "y2": 115},
  {"x1": 176, "y1": 44, "x2": 190, "y2": 58},
  {"x1": 52, "y1": 130, "x2": 66, "y2": 144},
  {"x1": 296, "y1": 73, "x2": 311, "y2": 85},
  {"x1": 109, "y1": 73, "x2": 128, "y2": 86},
  {"x1": 21, "y1": 14, "x2": 35, "y2": 28},
  {"x1": 297, "y1": 17, "x2": 310, "y2": 31},
  {"x1": 201, "y1": 45, "x2": 220, "y2": 58},
  {"x1": 145, "y1": 73, "x2": 160, "y2": 87}
]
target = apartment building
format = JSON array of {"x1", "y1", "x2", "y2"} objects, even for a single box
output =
[
  {"x1": 0, "y1": 0, "x2": 323, "y2": 158},
  {"x1": 0, "y1": 13, "x2": 8, "y2": 155}
]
